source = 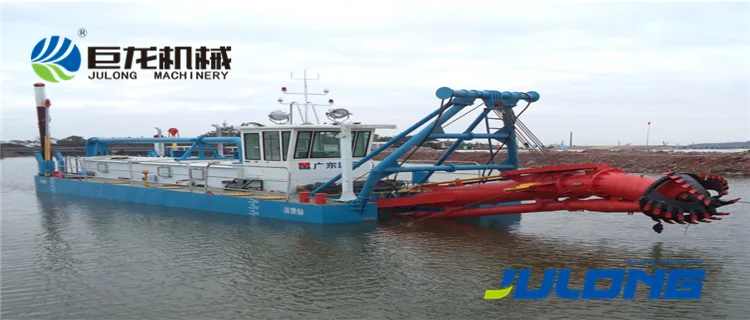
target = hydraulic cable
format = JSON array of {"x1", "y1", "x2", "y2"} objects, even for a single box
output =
[
  {"x1": 443, "y1": 103, "x2": 484, "y2": 128},
  {"x1": 482, "y1": 98, "x2": 532, "y2": 176},
  {"x1": 514, "y1": 120, "x2": 555, "y2": 165},
  {"x1": 516, "y1": 119, "x2": 556, "y2": 162},
  {"x1": 515, "y1": 130, "x2": 549, "y2": 165},
  {"x1": 492, "y1": 110, "x2": 556, "y2": 166}
]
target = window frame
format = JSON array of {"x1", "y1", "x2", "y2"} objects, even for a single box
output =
[
  {"x1": 353, "y1": 130, "x2": 371, "y2": 157},
  {"x1": 262, "y1": 131, "x2": 281, "y2": 161},
  {"x1": 243, "y1": 132, "x2": 261, "y2": 161},
  {"x1": 310, "y1": 131, "x2": 342, "y2": 159},
  {"x1": 293, "y1": 130, "x2": 313, "y2": 159},
  {"x1": 282, "y1": 131, "x2": 291, "y2": 161}
]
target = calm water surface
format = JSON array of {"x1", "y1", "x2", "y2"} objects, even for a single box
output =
[{"x1": 2, "y1": 157, "x2": 749, "y2": 319}]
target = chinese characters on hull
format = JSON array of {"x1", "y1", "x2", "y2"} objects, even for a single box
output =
[
  {"x1": 297, "y1": 162, "x2": 342, "y2": 170},
  {"x1": 283, "y1": 206, "x2": 304, "y2": 216},
  {"x1": 86, "y1": 46, "x2": 232, "y2": 81}
]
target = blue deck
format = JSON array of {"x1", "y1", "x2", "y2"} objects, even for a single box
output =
[{"x1": 34, "y1": 176, "x2": 378, "y2": 224}]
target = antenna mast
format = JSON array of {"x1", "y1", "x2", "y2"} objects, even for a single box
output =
[{"x1": 277, "y1": 69, "x2": 334, "y2": 125}]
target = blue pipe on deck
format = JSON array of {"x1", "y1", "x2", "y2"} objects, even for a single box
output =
[
  {"x1": 87, "y1": 137, "x2": 241, "y2": 144},
  {"x1": 85, "y1": 136, "x2": 243, "y2": 160}
]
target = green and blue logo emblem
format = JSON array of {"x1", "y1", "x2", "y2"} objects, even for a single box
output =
[{"x1": 30, "y1": 36, "x2": 82, "y2": 83}]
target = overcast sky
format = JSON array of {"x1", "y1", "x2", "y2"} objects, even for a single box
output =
[{"x1": 2, "y1": 1, "x2": 748, "y2": 146}]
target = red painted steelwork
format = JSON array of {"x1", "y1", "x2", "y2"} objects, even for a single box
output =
[
  {"x1": 376, "y1": 163, "x2": 654, "y2": 209},
  {"x1": 412, "y1": 199, "x2": 641, "y2": 219},
  {"x1": 372, "y1": 163, "x2": 738, "y2": 225}
]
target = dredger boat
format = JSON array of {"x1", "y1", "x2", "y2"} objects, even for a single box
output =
[{"x1": 32, "y1": 72, "x2": 739, "y2": 232}]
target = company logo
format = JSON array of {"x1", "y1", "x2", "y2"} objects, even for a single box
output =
[
  {"x1": 87, "y1": 45, "x2": 232, "y2": 81},
  {"x1": 30, "y1": 36, "x2": 82, "y2": 83},
  {"x1": 298, "y1": 162, "x2": 311, "y2": 170},
  {"x1": 485, "y1": 267, "x2": 705, "y2": 300}
]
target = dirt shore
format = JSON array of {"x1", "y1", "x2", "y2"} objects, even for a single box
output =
[{"x1": 372, "y1": 149, "x2": 750, "y2": 176}]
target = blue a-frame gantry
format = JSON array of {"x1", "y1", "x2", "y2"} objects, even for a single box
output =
[{"x1": 311, "y1": 86, "x2": 540, "y2": 206}]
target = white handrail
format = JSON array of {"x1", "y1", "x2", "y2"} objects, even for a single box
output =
[{"x1": 72, "y1": 160, "x2": 294, "y2": 202}]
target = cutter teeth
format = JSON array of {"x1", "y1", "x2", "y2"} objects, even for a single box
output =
[{"x1": 641, "y1": 172, "x2": 735, "y2": 233}]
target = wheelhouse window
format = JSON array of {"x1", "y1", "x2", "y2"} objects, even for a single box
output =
[
  {"x1": 282, "y1": 131, "x2": 291, "y2": 161},
  {"x1": 310, "y1": 131, "x2": 341, "y2": 158},
  {"x1": 294, "y1": 131, "x2": 312, "y2": 159},
  {"x1": 353, "y1": 131, "x2": 371, "y2": 157},
  {"x1": 263, "y1": 131, "x2": 281, "y2": 161},
  {"x1": 243, "y1": 133, "x2": 261, "y2": 160}
]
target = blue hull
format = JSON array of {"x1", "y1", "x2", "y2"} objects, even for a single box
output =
[{"x1": 34, "y1": 176, "x2": 378, "y2": 224}]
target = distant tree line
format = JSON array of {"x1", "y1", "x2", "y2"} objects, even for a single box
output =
[
  {"x1": 198, "y1": 125, "x2": 241, "y2": 138},
  {"x1": 3, "y1": 136, "x2": 85, "y2": 146},
  {"x1": 56, "y1": 135, "x2": 87, "y2": 145}
]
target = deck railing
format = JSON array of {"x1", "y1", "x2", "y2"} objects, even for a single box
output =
[
  {"x1": 62, "y1": 156, "x2": 293, "y2": 202},
  {"x1": 59, "y1": 156, "x2": 486, "y2": 202}
]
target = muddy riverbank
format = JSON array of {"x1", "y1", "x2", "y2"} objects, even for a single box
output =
[{"x1": 372, "y1": 149, "x2": 750, "y2": 176}]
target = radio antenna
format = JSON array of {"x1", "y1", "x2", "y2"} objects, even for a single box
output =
[{"x1": 277, "y1": 69, "x2": 334, "y2": 125}]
